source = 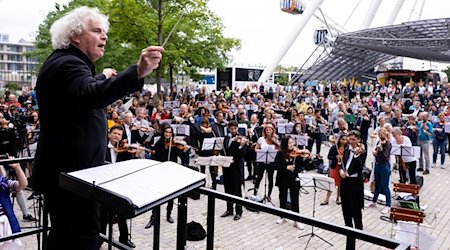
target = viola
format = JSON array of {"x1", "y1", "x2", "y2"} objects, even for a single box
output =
[{"x1": 115, "y1": 140, "x2": 149, "y2": 154}]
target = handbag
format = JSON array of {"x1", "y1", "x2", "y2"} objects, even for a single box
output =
[{"x1": 306, "y1": 158, "x2": 324, "y2": 171}]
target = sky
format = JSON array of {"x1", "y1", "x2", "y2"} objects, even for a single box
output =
[{"x1": 1, "y1": 0, "x2": 449, "y2": 69}]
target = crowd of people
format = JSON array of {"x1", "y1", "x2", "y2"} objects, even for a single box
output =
[{"x1": 0, "y1": 5, "x2": 450, "y2": 250}]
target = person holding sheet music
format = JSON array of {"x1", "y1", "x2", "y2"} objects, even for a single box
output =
[
  {"x1": 338, "y1": 130, "x2": 367, "y2": 250},
  {"x1": 431, "y1": 112, "x2": 448, "y2": 168},
  {"x1": 273, "y1": 136, "x2": 305, "y2": 230},
  {"x1": 145, "y1": 124, "x2": 190, "y2": 228},
  {"x1": 321, "y1": 132, "x2": 347, "y2": 206},
  {"x1": 365, "y1": 128, "x2": 392, "y2": 214},
  {"x1": 391, "y1": 127, "x2": 417, "y2": 184},
  {"x1": 221, "y1": 120, "x2": 247, "y2": 221},
  {"x1": 253, "y1": 124, "x2": 280, "y2": 199}
]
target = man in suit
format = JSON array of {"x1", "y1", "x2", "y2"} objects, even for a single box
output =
[
  {"x1": 100, "y1": 125, "x2": 144, "y2": 248},
  {"x1": 339, "y1": 130, "x2": 367, "y2": 250},
  {"x1": 221, "y1": 120, "x2": 247, "y2": 221},
  {"x1": 33, "y1": 7, "x2": 163, "y2": 249}
]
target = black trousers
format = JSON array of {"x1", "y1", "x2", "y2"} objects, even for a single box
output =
[
  {"x1": 399, "y1": 161, "x2": 417, "y2": 184},
  {"x1": 45, "y1": 187, "x2": 101, "y2": 250},
  {"x1": 223, "y1": 168, "x2": 243, "y2": 215},
  {"x1": 254, "y1": 163, "x2": 274, "y2": 197},
  {"x1": 278, "y1": 181, "x2": 300, "y2": 213},
  {"x1": 340, "y1": 177, "x2": 363, "y2": 250},
  {"x1": 100, "y1": 207, "x2": 129, "y2": 243}
]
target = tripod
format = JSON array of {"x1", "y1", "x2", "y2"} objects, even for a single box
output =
[
  {"x1": 260, "y1": 164, "x2": 275, "y2": 206},
  {"x1": 298, "y1": 178, "x2": 333, "y2": 249}
]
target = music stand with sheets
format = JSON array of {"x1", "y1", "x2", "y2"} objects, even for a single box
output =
[
  {"x1": 254, "y1": 149, "x2": 278, "y2": 206},
  {"x1": 59, "y1": 159, "x2": 206, "y2": 250},
  {"x1": 163, "y1": 100, "x2": 180, "y2": 109},
  {"x1": 277, "y1": 123, "x2": 294, "y2": 134},
  {"x1": 391, "y1": 145, "x2": 420, "y2": 158},
  {"x1": 171, "y1": 124, "x2": 190, "y2": 136},
  {"x1": 289, "y1": 134, "x2": 309, "y2": 147},
  {"x1": 255, "y1": 149, "x2": 278, "y2": 164},
  {"x1": 298, "y1": 173, "x2": 334, "y2": 248}
]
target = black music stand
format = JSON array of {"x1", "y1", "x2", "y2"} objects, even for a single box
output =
[
  {"x1": 255, "y1": 149, "x2": 278, "y2": 206},
  {"x1": 298, "y1": 173, "x2": 334, "y2": 249},
  {"x1": 390, "y1": 145, "x2": 420, "y2": 184}
]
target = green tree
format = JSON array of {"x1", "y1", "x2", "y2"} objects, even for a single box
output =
[
  {"x1": 443, "y1": 66, "x2": 450, "y2": 80},
  {"x1": 31, "y1": 0, "x2": 240, "y2": 102}
]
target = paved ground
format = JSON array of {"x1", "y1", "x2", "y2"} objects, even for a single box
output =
[{"x1": 14, "y1": 138, "x2": 450, "y2": 249}]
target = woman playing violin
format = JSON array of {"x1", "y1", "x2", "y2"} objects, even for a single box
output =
[
  {"x1": 321, "y1": 132, "x2": 347, "y2": 206},
  {"x1": 273, "y1": 135, "x2": 305, "y2": 230},
  {"x1": 253, "y1": 124, "x2": 280, "y2": 199},
  {"x1": 145, "y1": 124, "x2": 190, "y2": 229}
]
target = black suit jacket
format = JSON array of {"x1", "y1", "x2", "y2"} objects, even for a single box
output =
[
  {"x1": 33, "y1": 44, "x2": 143, "y2": 192},
  {"x1": 341, "y1": 146, "x2": 367, "y2": 208},
  {"x1": 223, "y1": 134, "x2": 246, "y2": 184}
]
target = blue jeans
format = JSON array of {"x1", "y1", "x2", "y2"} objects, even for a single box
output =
[
  {"x1": 372, "y1": 162, "x2": 391, "y2": 207},
  {"x1": 432, "y1": 139, "x2": 447, "y2": 165}
]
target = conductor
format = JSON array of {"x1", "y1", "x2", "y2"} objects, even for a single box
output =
[{"x1": 33, "y1": 6, "x2": 163, "y2": 250}]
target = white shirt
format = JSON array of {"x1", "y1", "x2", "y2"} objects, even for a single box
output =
[
  {"x1": 390, "y1": 136, "x2": 416, "y2": 163},
  {"x1": 108, "y1": 142, "x2": 117, "y2": 164},
  {"x1": 345, "y1": 145, "x2": 359, "y2": 178}
]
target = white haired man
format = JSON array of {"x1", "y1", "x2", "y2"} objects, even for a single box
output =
[{"x1": 33, "y1": 6, "x2": 163, "y2": 250}]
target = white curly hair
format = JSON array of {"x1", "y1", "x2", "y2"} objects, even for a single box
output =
[{"x1": 50, "y1": 6, "x2": 109, "y2": 50}]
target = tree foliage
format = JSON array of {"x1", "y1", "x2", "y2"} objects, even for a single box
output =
[{"x1": 30, "y1": 0, "x2": 240, "y2": 85}]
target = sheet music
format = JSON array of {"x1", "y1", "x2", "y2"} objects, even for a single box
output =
[
  {"x1": 298, "y1": 173, "x2": 335, "y2": 191},
  {"x1": 195, "y1": 155, "x2": 233, "y2": 167},
  {"x1": 390, "y1": 145, "x2": 420, "y2": 157},
  {"x1": 163, "y1": 100, "x2": 180, "y2": 109},
  {"x1": 68, "y1": 159, "x2": 160, "y2": 185},
  {"x1": 445, "y1": 123, "x2": 450, "y2": 133},
  {"x1": 201, "y1": 137, "x2": 224, "y2": 151},
  {"x1": 289, "y1": 134, "x2": 309, "y2": 146},
  {"x1": 171, "y1": 124, "x2": 190, "y2": 136},
  {"x1": 68, "y1": 160, "x2": 206, "y2": 208},
  {"x1": 255, "y1": 149, "x2": 278, "y2": 163}
]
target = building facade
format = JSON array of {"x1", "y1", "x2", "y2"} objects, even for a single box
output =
[{"x1": 0, "y1": 33, "x2": 37, "y2": 86}]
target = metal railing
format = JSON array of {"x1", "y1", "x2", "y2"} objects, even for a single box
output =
[{"x1": 196, "y1": 187, "x2": 410, "y2": 250}]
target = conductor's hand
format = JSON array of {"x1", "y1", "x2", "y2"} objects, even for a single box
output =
[
  {"x1": 137, "y1": 46, "x2": 165, "y2": 79},
  {"x1": 102, "y1": 68, "x2": 117, "y2": 79},
  {"x1": 287, "y1": 165, "x2": 295, "y2": 172}
]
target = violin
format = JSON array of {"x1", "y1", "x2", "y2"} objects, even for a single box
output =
[
  {"x1": 115, "y1": 140, "x2": 149, "y2": 154},
  {"x1": 164, "y1": 137, "x2": 189, "y2": 151},
  {"x1": 288, "y1": 147, "x2": 310, "y2": 158}
]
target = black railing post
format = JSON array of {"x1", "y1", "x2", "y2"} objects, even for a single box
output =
[
  {"x1": 206, "y1": 194, "x2": 216, "y2": 250},
  {"x1": 176, "y1": 194, "x2": 188, "y2": 250},
  {"x1": 153, "y1": 205, "x2": 160, "y2": 250}
]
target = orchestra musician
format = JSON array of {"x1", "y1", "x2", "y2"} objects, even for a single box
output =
[
  {"x1": 365, "y1": 127, "x2": 392, "y2": 214},
  {"x1": 338, "y1": 130, "x2": 367, "y2": 250},
  {"x1": 145, "y1": 124, "x2": 190, "y2": 228},
  {"x1": 99, "y1": 125, "x2": 144, "y2": 248},
  {"x1": 220, "y1": 121, "x2": 247, "y2": 221},
  {"x1": 391, "y1": 127, "x2": 418, "y2": 184},
  {"x1": 321, "y1": 132, "x2": 347, "y2": 206},
  {"x1": 245, "y1": 114, "x2": 260, "y2": 180},
  {"x1": 307, "y1": 108, "x2": 328, "y2": 154},
  {"x1": 253, "y1": 124, "x2": 280, "y2": 199},
  {"x1": 273, "y1": 135, "x2": 305, "y2": 230},
  {"x1": 198, "y1": 118, "x2": 218, "y2": 190}
]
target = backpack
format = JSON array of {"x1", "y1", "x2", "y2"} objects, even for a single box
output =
[{"x1": 187, "y1": 221, "x2": 206, "y2": 241}]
